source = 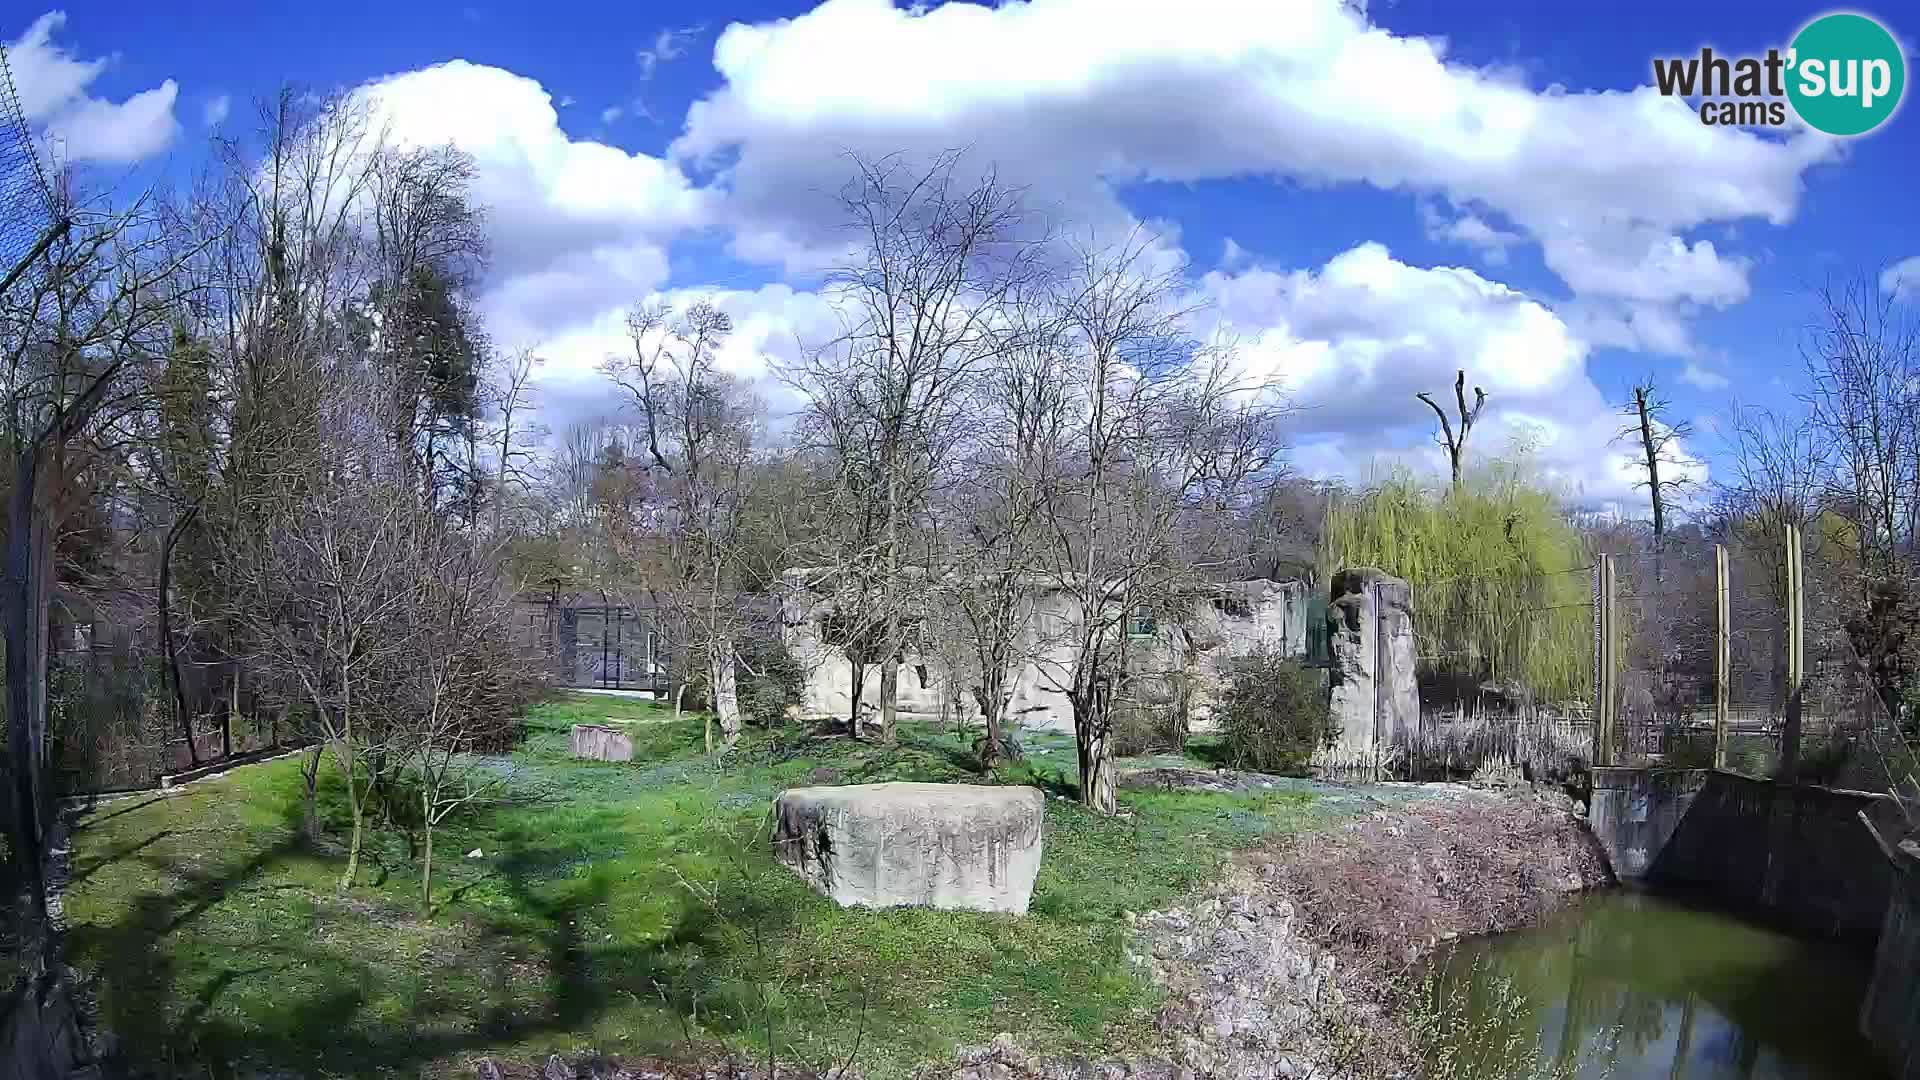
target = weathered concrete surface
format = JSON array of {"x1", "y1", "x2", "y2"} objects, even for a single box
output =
[
  {"x1": 1862, "y1": 841, "x2": 1920, "y2": 1079},
  {"x1": 772, "y1": 782, "x2": 1045, "y2": 914},
  {"x1": 1590, "y1": 766, "x2": 1905, "y2": 939},
  {"x1": 1323, "y1": 568, "x2": 1417, "y2": 771},
  {"x1": 568, "y1": 724, "x2": 633, "y2": 762},
  {"x1": 1588, "y1": 766, "x2": 1708, "y2": 880}
]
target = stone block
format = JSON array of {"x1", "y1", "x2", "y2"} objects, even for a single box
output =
[
  {"x1": 773, "y1": 782, "x2": 1045, "y2": 914},
  {"x1": 569, "y1": 723, "x2": 633, "y2": 762}
]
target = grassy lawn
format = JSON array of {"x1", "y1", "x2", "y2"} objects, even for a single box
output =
[{"x1": 64, "y1": 693, "x2": 1333, "y2": 1078}]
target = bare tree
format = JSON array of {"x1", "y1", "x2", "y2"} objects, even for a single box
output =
[
  {"x1": 1616, "y1": 380, "x2": 1698, "y2": 546},
  {"x1": 399, "y1": 530, "x2": 524, "y2": 911},
  {"x1": 1417, "y1": 369, "x2": 1487, "y2": 491},
  {"x1": 934, "y1": 298, "x2": 1068, "y2": 764},
  {"x1": 2, "y1": 186, "x2": 199, "y2": 960},
  {"x1": 486, "y1": 346, "x2": 545, "y2": 536},
  {"x1": 1797, "y1": 275, "x2": 1920, "y2": 753},
  {"x1": 607, "y1": 300, "x2": 765, "y2": 751},
  {"x1": 787, "y1": 151, "x2": 1042, "y2": 744},
  {"x1": 1030, "y1": 236, "x2": 1286, "y2": 813}
]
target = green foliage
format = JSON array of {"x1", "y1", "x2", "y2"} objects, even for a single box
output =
[
  {"x1": 62, "y1": 692, "x2": 1333, "y2": 1078},
  {"x1": 1325, "y1": 461, "x2": 1592, "y2": 703},
  {"x1": 1219, "y1": 651, "x2": 1334, "y2": 775}
]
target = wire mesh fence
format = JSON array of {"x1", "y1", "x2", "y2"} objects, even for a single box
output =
[
  {"x1": 512, "y1": 593, "x2": 672, "y2": 693},
  {"x1": 1, "y1": 42, "x2": 59, "y2": 294}
]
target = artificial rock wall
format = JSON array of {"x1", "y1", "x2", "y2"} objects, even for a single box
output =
[
  {"x1": 781, "y1": 572, "x2": 1311, "y2": 733},
  {"x1": 1323, "y1": 567, "x2": 1418, "y2": 769}
]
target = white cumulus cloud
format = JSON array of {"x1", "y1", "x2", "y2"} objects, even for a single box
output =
[
  {"x1": 1199, "y1": 242, "x2": 1668, "y2": 503},
  {"x1": 1882, "y1": 256, "x2": 1920, "y2": 302},
  {"x1": 672, "y1": 0, "x2": 1836, "y2": 336},
  {"x1": 353, "y1": 60, "x2": 714, "y2": 350},
  {"x1": 6, "y1": 11, "x2": 179, "y2": 163}
]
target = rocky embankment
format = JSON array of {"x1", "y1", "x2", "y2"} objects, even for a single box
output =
[{"x1": 482, "y1": 785, "x2": 1611, "y2": 1080}]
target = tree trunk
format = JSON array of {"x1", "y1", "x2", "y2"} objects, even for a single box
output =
[
  {"x1": 709, "y1": 639, "x2": 741, "y2": 750},
  {"x1": 341, "y1": 773, "x2": 364, "y2": 891},
  {"x1": 1075, "y1": 682, "x2": 1118, "y2": 815},
  {"x1": 223, "y1": 674, "x2": 237, "y2": 759},
  {"x1": 848, "y1": 656, "x2": 868, "y2": 737},
  {"x1": 2, "y1": 449, "x2": 53, "y2": 958},
  {"x1": 158, "y1": 509, "x2": 200, "y2": 766},
  {"x1": 301, "y1": 744, "x2": 322, "y2": 843},
  {"x1": 976, "y1": 667, "x2": 1009, "y2": 766},
  {"x1": 421, "y1": 793, "x2": 435, "y2": 913},
  {"x1": 877, "y1": 654, "x2": 900, "y2": 745},
  {"x1": 1635, "y1": 388, "x2": 1666, "y2": 544}
]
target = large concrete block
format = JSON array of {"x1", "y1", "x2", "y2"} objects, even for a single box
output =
[
  {"x1": 570, "y1": 724, "x2": 633, "y2": 762},
  {"x1": 772, "y1": 782, "x2": 1046, "y2": 914}
]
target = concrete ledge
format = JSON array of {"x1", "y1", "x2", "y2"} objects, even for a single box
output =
[
  {"x1": 1863, "y1": 842, "x2": 1920, "y2": 1079},
  {"x1": 159, "y1": 743, "x2": 313, "y2": 790},
  {"x1": 1589, "y1": 766, "x2": 1903, "y2": 939}
]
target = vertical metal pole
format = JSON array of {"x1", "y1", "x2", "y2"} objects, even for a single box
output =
[
  {"x1": 1604, "y1": 556, "x2": 1618, "y2": 766},
  {"x1": 1715, "y1": 544, "x2": 1730, "y2": 771},
  {"x1": 1593, "y1": 557, "x2": 1618, "y2": 769},
  {"x1": 1593, "y1": 560, "x2": 1604, "y2": 768},
  {"x1": 1780, "y1": 523, "x2": 1805, "y2": 782}
]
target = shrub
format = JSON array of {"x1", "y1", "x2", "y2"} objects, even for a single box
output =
[
  {"x1": 737, "y1": 634, "x2": 805, "y2": 729},
  {"x1": 1219, "y1": 651, "x2": 1333, "y2": 775},
  {"x1": 1111, "y1": 696, "x2": 1184, "y2": 757}
]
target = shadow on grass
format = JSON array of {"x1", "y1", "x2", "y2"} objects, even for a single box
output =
[
  {"x1": 67, "y1": 829, "x2": 176, "y2": 886},
  {"x1": 71, "y1": 792, "x2": 801, "y2": 1078}
]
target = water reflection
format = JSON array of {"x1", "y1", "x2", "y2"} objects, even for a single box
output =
[{"x1": 1425, "y1": 891, "x2": 1888, "y2": 1079}]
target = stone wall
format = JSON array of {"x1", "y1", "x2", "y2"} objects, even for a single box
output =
[
  {"x1": 1862, "y1": 842, "x2": 1920, "y2": 1079},
  {"x1": 1588, "y1": 766, "x2": 1906, "y2": 940}
]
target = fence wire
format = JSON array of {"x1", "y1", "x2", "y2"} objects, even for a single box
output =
[{"x1": 1, "y1": 43, "x2": 59, "y2": 294}]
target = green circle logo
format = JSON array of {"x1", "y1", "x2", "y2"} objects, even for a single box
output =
[{"x1": 1787, "y1": 12, "x2": 1906, "y2": 136}]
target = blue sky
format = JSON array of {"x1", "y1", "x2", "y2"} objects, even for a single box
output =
[{"x1": 10, "y1": 0, "x2": 1920, "y2": 509}]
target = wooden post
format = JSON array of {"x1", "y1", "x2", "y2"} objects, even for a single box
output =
[
  {"x1": 1714, "y1": 544, "x2": 1730, "y2": 770},
  {"x1": 1592, "y1": 556, "x2": 1617, "y2": 768},
  {"x1": 1779, "y1": 523, "x2": 1805, "y2": 783}
]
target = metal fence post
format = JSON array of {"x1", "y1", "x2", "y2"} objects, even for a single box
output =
[
  {"x1": 1714, "y1": 543, "x2": 1730, "y2": 771},
  {"x1": 1593, "y1": 555, "x2": 1617, "y2": 768},
  {"x1": 1780, "y1": 522, "x2": 1805, "y2": 783}
]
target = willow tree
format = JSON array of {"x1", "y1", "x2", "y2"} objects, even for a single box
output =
[{"x1": 1324, "y1": 461, "x2": 1592, "y2": 704}]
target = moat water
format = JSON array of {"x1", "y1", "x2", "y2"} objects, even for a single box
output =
[{"x1": 1425, "y1": 890, "x2": 1888, "y2": 1079}]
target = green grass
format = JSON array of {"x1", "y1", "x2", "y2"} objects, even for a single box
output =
[{"x1": 64, "y1": 693, "x2": 1333, "y2": 1078}]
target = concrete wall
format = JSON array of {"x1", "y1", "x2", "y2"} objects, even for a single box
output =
[
  {"x1": 1588, "y1": 766, "x2": 1707, "y2": 881},
  {"x1": 1588, "y1": 766, "x2": 1906, "y2": 940},
  {"x1": 1863, "y1": 843, "x2": 1920, "y2": 1080},
  {"x1": 783, "y1": 574, "x2": 1311, "y2": 733}
]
